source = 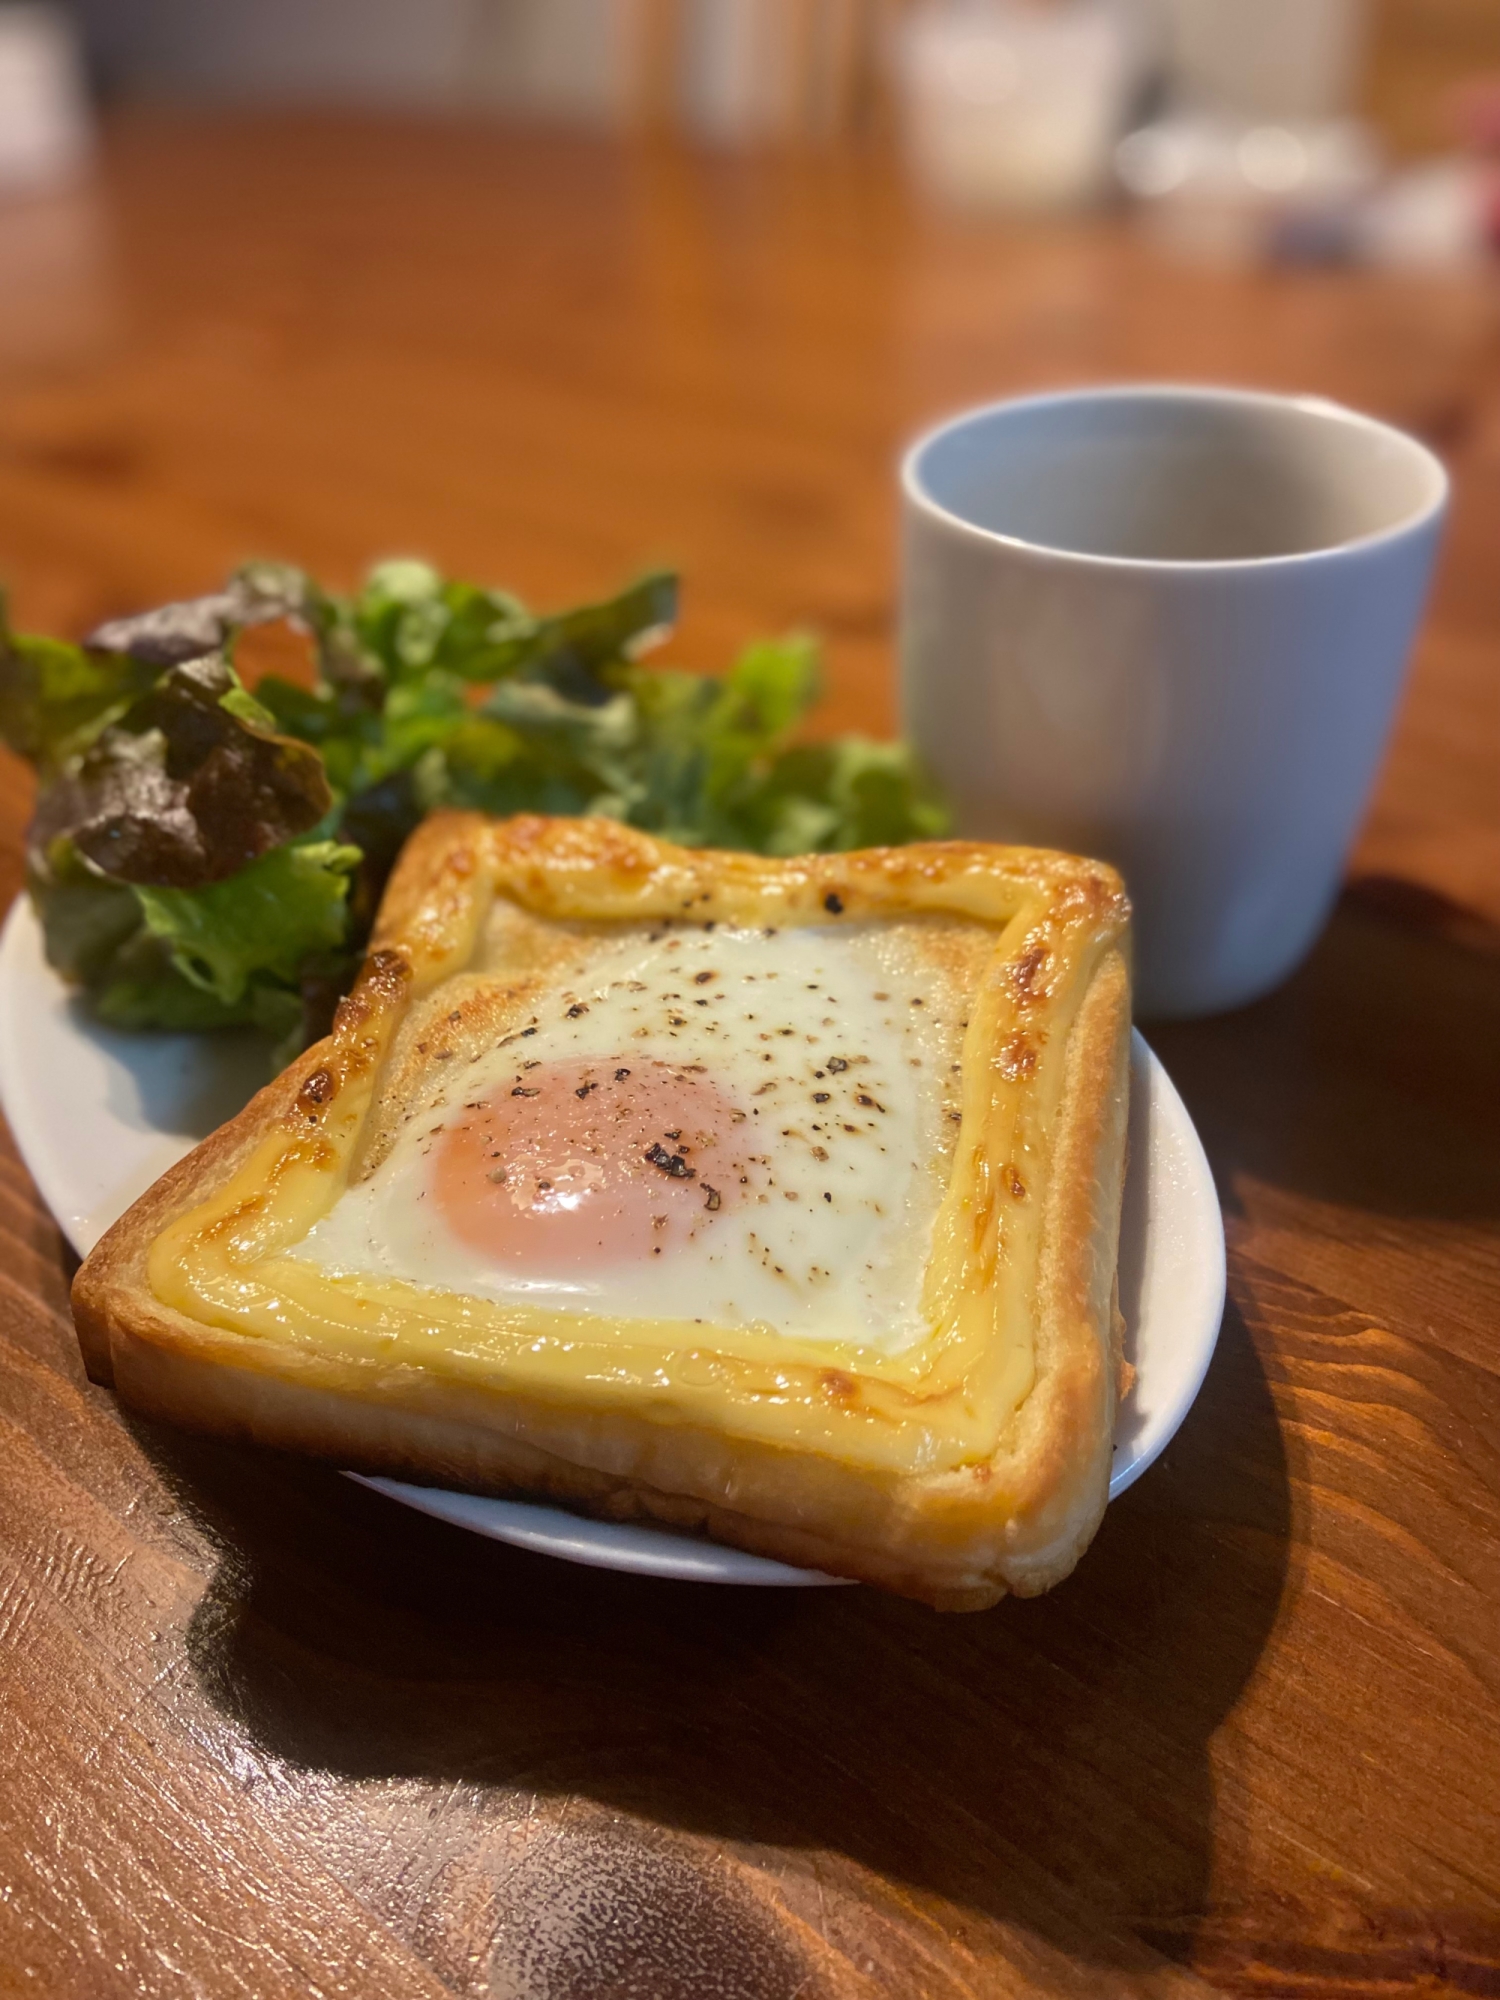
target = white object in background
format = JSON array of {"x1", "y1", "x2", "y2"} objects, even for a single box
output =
[
  {"x1": 679, "y1": 0, "x2": 789, "y2": 142},
  {"x1": 901, "y1": 387, "x2": 1448, "y2": 1018},
  {"x1": 1355, "y1": 159, "x2": 1495, "y2": 272},
  {"x1": 1115, "y1": 113, "x2": 1380, "y2": 263},
  {"x1": 677, "y1": 0, "x2": 867, "y2": 146},
  {"x1": 1160, "y1": 0, "x2": 1367, "y2": 123},
  {"x1": 897, "y1": 0, "x2": 1138, "y2": 212},
  {"x1": 468, "y1": 0, "x2": 644, "y2": 126},
  {"x1": 0, "y1": 895, "x2": 1224, "y2": 1584},
  {"x1": 0, "y1": 4, "x2": 91, "y2": 194}
]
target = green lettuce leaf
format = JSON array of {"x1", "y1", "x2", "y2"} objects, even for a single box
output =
[
  {"x1": 92, "y1": 940, "x2": 305, "y2": 1045},
  {"x1": 349, "y1": 561, "x2": 676, "y2": 689},
  {"x1": 6, "y1": 558, "x2": 947, "y2": 1062},
  {"x1": 0, "y1": 593, "x2": 161, "y2": 774},
  {"x1": 133, "y1": 838, "x2": 361, "y2": 1008},
  {"x1": 26, "y1": 835, "x2": 326, "y2": 1051}
]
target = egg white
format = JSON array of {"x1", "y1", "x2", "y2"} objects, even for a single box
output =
[{"x1": 290, "y1": 922, "x2": 965, "y2": 1355}]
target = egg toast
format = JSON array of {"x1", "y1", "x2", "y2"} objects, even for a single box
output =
[{"x1": 72, "y1": 814, "x2": 1132, "y2": 1609}]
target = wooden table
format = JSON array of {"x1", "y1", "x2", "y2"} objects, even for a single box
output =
[{"x1": 1, "y1": 114, "x2": 1497, "y2": 1999}]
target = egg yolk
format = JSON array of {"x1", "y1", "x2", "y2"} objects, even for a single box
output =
[{"x1": 431, "y1": 1056, "x2": 749, "y2": 1272}]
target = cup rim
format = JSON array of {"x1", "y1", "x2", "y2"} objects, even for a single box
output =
[{"x1": 901, "y1": 383, "x2": 1450, "y2": 573}]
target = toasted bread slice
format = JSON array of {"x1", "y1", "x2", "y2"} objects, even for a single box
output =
[{"x1": 72, "y1": 814, "x2": 1131, "y2": 1610}]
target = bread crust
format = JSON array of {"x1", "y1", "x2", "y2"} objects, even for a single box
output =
[{"x1": 73, "y1": 815, "x2": 1131, "y2": 1610}]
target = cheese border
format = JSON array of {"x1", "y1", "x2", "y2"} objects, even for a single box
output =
[{"x1": 72, "y1": 814, "x2": 1131, "y2": 1608}]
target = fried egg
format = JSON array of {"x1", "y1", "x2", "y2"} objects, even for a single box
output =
[{"x1": 291, "y1": 921, "x2": 970, "y2": 1353}]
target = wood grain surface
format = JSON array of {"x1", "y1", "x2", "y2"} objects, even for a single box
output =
[{"x1": 1, "y1": 114, "x2": 1498, "y2": 1999}]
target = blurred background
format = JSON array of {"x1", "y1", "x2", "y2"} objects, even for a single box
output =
[
  {"x1": 1, "y1": 0, "x2": 1498, "y2": 913},
  {"x1": 42, "y1": 0, "x2": 1500, "y2": 224}
]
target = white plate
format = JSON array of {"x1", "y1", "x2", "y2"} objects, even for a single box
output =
[{"x1": 0, "y1": 895, "x2": 1225, "y2": 1587}]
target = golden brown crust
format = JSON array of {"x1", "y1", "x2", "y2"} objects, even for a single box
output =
[{"x1": 73, "y1": 814, "x2": 1131, "y2": 1610}]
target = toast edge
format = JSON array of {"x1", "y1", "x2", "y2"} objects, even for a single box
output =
[{"x1": 71, "y1": 820, "x2": 1132, "y2": 1610}]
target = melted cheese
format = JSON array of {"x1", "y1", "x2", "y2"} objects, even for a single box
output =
[{"x1": 144, "y1": 820, "x2": 1127, "y2": 1478}]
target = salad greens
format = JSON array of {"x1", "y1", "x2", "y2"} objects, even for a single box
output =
[{"x1": 0, "y1": 561, "x2": 947, "y2": 1060}]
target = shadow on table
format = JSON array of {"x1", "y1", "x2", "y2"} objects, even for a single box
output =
[
  {"x1": 1145, "y1": 876, "x2": 1500, "y2": 1227},
  {"x1": 88, "y1": 875, "x2": 1500, "y2": 1986},
  {"x1": 133, "y1": 877, "x2": 1500, "y2": 1987},
  {"x1": 131, "y1": 868, "x2": 1500, "y2": 1983},
  {"x1": 131, "y1": 1276, "x2": 1288, "y2": 1983}
]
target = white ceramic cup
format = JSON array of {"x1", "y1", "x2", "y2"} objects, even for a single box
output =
[{"x1": 899, "y1": 386, "x2": 1448, "y2": 1016}]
